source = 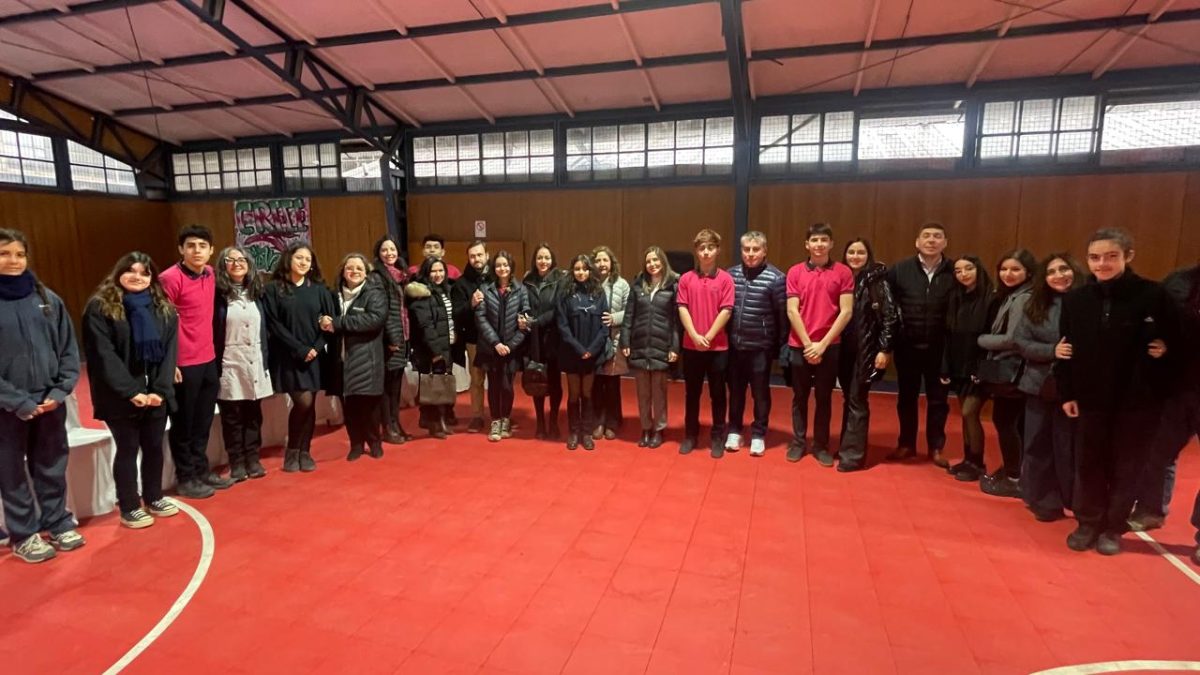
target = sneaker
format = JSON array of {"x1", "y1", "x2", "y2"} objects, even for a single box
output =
[
  {"x1": 49, "y1": 529, "x2": 86, "y2": 552},
  {"x1": 12, "y1": 534, "x2": 55, "y2": 563},
  {"x1": 710, "y1": 439, "x2": 724, "y2": 459},
  {"x1": 679, "y1": 438, "x2": 695, "y2": 455},
  {"x1": 177, "y1": 478, "x2": 215, "y2": 499},
  {"x1": 283, "y1": 449, "x2": 301, "y2": 473},
  {"x1": 488, "y1": 420, "x2": 503, "y2": 442},
  {"x1": 202, "y1": 472, "x2": 234, "y2": 490},
  {"x1": 1128, "y1": 511, "x2": 1166, "y2": 532},
  {"x1": 725, "y1": 433, "x2": 742, "y2": 451},
  {"x1": 786, "y1": 444, "x2": 805, "y2": 463},
  {"x1": 298, "y1": 451, "x2": 316, "y2": 472},
  {"x1": 1067, "y1": 524, "x2": 1099, "y2": 552},
  {"x1": 749, "y1": 438, "x2": 766, "y2": 457},
  {"x1": 147, "y1": 498, "x2": 179, "y2": 518},
  {"x1": 467, "y1": 417, "x2": 485, "y2": 433},
  {"x1": 1096, "y1": 532, "x2": 1122, "y2": 556},
  {"x1": 501, "y1": 418, "x2": 513, "y2": 439},
  {"x1": 230, "y1": 464, "x2": 248, "y2": 483},
  {"x1": 121, "y1": 509, "x2": 155, "y2": 529},
  {"x1": 814, "y1": 450, "x2": 834, "y2": 467}
]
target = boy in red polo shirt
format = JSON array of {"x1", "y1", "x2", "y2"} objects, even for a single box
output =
[
  {"x1": 677, "y1": 229, "x2": 735, "y2": 457},
  {"x1": 786, "y1": 223, "x2": 854, "y2": 466}
]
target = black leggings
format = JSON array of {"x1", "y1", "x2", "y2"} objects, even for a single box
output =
[
  {"x1": 487, "y1": 360, "x2": 516, "y2": 418},
  {"x1": 991, "y1": 394, "x2": 1025, "y2": 478},
  {"x1": 379, "y1": 368, "x2": 405, "y2": 433},
  {"x1": 344, "y1": 394, "x2": 383, "y2": 451},
  {"x1": 108, "y1": 409, "x2": 168, "y2": 513},
  {"x1": 533, "y1": 359, "x2": 563, "y2": 424},
  {"x1": 287, "y1": 390, "x2": 317, "y2": 453}
]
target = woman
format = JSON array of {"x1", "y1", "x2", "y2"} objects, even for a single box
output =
[
  {"x1": 406, "y1": 258, "x2": 459, "y2": 439},
  {"x1": 620, "y1": 246, "x2": 679, "y2": 449},
  {"x1": 323, "y1": 254, "x2": 388, "y2": 461},
  {"x1": 369, "y1": 235, "x2": 412, "y2": 444},
  {"x1": 837, "y1": 239, "x2": 898, "y2": 472},
  {"x1": 523, "y1": 244, "x2": 566, "y2": 439},
  {"x1": 82, "y1": 252, "x2": 179, "y2": 529},
  {"x1": 263, "y1": 242, "x2": 335, "y2": 473},
  {"x1": 557, "y1": 254, "x2": 609, "y2": 451},
  {"x1": 977, "y1": 249, "x2": 1037, "y2": 498},
  {"x1": 474, "y1": 250, "x2": 531, "y2": 442},
  {"x1": 214, "y1": 246, "x2": 272, "y2": 482},
  {"x1": 592, "y1": 246, "x2": 630, "y2": 441},
  {"x1": 1014, "y1": 253, "x2": 1084, "y2": 521},
  {"x1": 940, "y1": 256, "x2": 994, "y2": 482},
  {"x1": 0, "y1": 229, "x2": 83, "y2": 563}
]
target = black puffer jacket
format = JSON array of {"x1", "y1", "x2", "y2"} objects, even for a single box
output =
[
  {"x1": 727, "y1": 262, "x2": 787, "y2": 352},
  {"x1": 82, "y1": 299, "x2": 178, "y2": 420},
  {"x1": 1162, "y1": 265, "x2": 1200, "y2": 389},
  {"x1": 523, "y1": 268, "x2": 566, "y2": 363},
  {"x1": 888, "y1": 255, "x2": 956, "y2": 348},
  {"x1": 406, "y1": 280, "x2": 457, "y2": 373},
  {"x1": 327, "y1": 279, "x2": 387, "y2": 397},
  {"x1": 451, "y1": 262, "x2": 491, "y2": 344},
  {"x1": 620, "y1": 274, "x2": 680, "y2": 371},
  {"x1": 556, "y1": 282, "x2": 609, "y2": 374},
  {"x1": 843, "y1": 262, "x2": 899, "y2": 382},
  {"x1": 369, "y1": 262, "x2": 408, "y2": 371},
  {"x1": 474, "y1": 281, "x2": 531, "y2": 366}
]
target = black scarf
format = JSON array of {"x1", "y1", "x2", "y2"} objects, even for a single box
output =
[
  {"x1": 122, "y1": 290, "x2": 165, "y2": 365},
  {"x1": 0, "y1": 270, "x2": 37, "y2": 301}
]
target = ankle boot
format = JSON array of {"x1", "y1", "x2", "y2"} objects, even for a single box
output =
[
  {"x1": 368, "y1": 442, "x2": 384, "y2": 459},
  {"x1": 298, "y1": 449, "x2": 316, "y2": 472},
  {"x1": 283, "y1": 448, "x2": 300, "y2": 473},
  {"x1": 245, "y1": 451, "x2": 267, "y2": 478},
  {"x1": 227, "y1": 452, "x2": 248, "y2": 482},
  {"x1": 384, "y1": 420, "x2": 405, "y2": 444}
]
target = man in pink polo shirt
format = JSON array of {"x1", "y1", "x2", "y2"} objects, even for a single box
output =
[
  {"x1": 676, "y1": 228, "x2": 735, "y2": 457},
  {"x1": 785, "y1": 223, "x2": 854, "y2": 466},
  {"x1": 159, "y1": 225, "x2": 232, "y2": 499}
]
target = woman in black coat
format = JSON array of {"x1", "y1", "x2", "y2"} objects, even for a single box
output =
[
  {"x1": 621, "y1": 246, "x2": 679, "y2": 449},
  {"x1": 557, "y1": 254, "x2": 609, "y2": 451},
  {"x1": 370, "y1": 235, "x2": 412, "y2": 444},
  {"x1": 82, "y1": 252, "x2": 180, "y2": 529},
  {"x1": 406, "y1": 257, "x2": 459, "y2": 439},
  {"x1": 837, "y1": 239, "x2": 898, "y2": 472},
  {"x1": 474, "y1": 250, "x2": 531, "y2": 442},
  {"x1": 262, "y1": 242, "x2": 336, "y2": 473},
  {"x1": 939, "y1": 255, "x2": 994, "y2": 482},
  {"x1": 523, "y1": 243, "x2": 567, "y2": 439},
  {"x1": 323, "y1": 254, "x2": 388, "y2": 461}
]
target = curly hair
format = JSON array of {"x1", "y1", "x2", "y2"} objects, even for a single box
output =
[
  {"x1": 90, "y1": 251, "x2": 175, "y2": 321},
  {"x1": 270, "y1": 242, "x2": 324, "y2": 292},
  {"x1": 215, "y1": 246, "x2": 264, "y2": 301}
]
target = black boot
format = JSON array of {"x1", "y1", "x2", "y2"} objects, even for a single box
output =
[
  {"x1": 368, "y1": 442, "x2": 384, "y2": 459},
  {"x1": 298, "y1": 449, "x2": 316, "y2": 472},
  {"x1": 638, "y1": 430, "x2": 650, "y2": 447},
  {"x1": 283, "y1": 448, "x2": 301, "y2": 473},
  {"x1": 566, "y1": 399, "x2": 580, "y2": 450},
  {"x1": 227, "y1": 451, "x2": 248, "y2": 482},
  {"x1": 245, "y1": 450, "x2": 267, "y2": 479},
  {"x1": 384, "y1": 420, "x2": 406, "y2": 444}
]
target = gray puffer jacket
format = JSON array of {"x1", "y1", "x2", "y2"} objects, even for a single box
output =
[
  {"x1": 1013, "y1": 295, "x2": 1062, "y2": 398},
  {"x1": 727, "y1": 262, "x2": 787, "y2": 352}
]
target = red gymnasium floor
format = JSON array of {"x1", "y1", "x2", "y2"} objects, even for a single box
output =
[{"x1": 3, "y1": 378, "x2": 1199, "y2": 675}]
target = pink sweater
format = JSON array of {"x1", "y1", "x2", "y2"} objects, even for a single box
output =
[{"x1": 160, "y1": 263, "x2": 216, "y2": 367}]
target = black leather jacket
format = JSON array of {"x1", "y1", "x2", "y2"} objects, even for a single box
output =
[{"x1": 844, "y1": 262, "x2": 899, "y2": 382}]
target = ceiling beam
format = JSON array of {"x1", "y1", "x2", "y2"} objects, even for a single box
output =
[
  {"x1": 1091, "y1": 0, "x2": 1177, "y2": 79},
  {"x1": 0, "y1": 0, "x2": 161, "y2": 28},
  {"x1": 966, "y1": 4, "x2": 1019, "y2": 88},
  {"x1": 852, "y1": 0, "x2": 882, "y2": 96}
]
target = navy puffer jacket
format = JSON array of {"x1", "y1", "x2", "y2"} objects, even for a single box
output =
[{"x1": 727, "y1": 262, "x2": 787, "y2": 352}]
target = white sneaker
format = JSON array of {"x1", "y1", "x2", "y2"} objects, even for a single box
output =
[
  {"x1": 749, "y1": 438, "x2": 766, "y2": 456},
  {"x1": 12, "y1": 534, "x2": 56, "y2": 563},
  {"x1": 725, "y1": 432, "x2": 742, "y2": 450}
]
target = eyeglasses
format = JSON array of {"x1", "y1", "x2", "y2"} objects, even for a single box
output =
[{"x1": 225, "y1": 257, "x2": 248, "y2": 265}]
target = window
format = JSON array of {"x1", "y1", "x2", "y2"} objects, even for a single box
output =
[
  {"x1": 857, "y1": 111, "x2": 965, "y2": 171},
  {"x1": 283, "y1": 142, "x2": 340, "y2": 191},
  {"x1": 0, "y1": 123, "x2": 56, "y2": 187},
  {"x1": 340, "y1": 149, "x2": 386, "y2": 192},
  {"x1": 172, "y1": 147, "x2": 272, "y2": 193},
  {"x1": 67, "y1": 141, "x2": 137, "y2": 195},
  {"x1": 1100, "y1": 98, "x2": 1200, "y2": 166},
  {"x1": 976, "y1": 96, "x2": 1099, "y2": 164},
  {"x1": 757, "y1": 111, "x2": 854, "y2": 173},
  {"x1": 565, "y1": 116, "x2": 734, "y2": 181},
  {"x1": 412, "y1": 129, "x2": 553, "y2": 187}
]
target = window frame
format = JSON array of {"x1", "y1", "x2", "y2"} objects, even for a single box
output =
[{"x1": 66, "y1": 141, "x2": 139, "y2": 196}]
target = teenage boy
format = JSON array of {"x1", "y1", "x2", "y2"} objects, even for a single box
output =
[
  {"x1": 785, "y1": 223, "x2": 854, "y2": 465},
  {"x1": 408, "y1": 234, "x2": 462, "y2": 280},
  {"x1": 886, "y1": 222, "x2": 955, "y2": 467},
  {"x1": 726, "y1": 231, "x2": 787, "y2": 457},
  {"x1": 160, "y1": 225, "x2": 232, "y2": 499},
  {"x1": 452, "y1": 240, "x2": 491, "y2": 432},
  {"x1": 1057, "y1": 228, "x2": 1178, "y2": 556},
  {"x1": 677, "y1": 229, "x2": 735, "y2": 457}
]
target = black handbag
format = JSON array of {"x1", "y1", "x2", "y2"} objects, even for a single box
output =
[
  {"x1": 418, "y1": 372, "x2": 457, "y2": 406},
  {"x1": 522, "y1": 359, "x2": 549, "y2": 397}
]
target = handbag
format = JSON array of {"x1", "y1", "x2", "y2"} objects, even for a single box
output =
[
  {"x1": 598, "y1": 335, "x2": 629, "y2": 376},
  {"x1": 976, "y1": 357, "x2": 1024, "y2": 397},
  {"x1": 522, "y1": 358, "x2": 549, "y2": 397},
  {"x1": 417, "y1": 372, "x2": 457, "y2": 406}
]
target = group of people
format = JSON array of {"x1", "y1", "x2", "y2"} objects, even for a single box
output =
[{"x1": 0, "y1": 221, "x2": 1197, "y2": 566}]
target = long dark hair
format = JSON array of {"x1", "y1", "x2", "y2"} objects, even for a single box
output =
[
  {"x1": 492, "y1": 250, "x2": 518, "y2": 287},
  {"x1": 373, "y1": 235, "x2": 408, "y2": 270},
  {"x1": 842, "y1": 237, "x2": 876, "y2": 271},
  {"x1": 91, "y1": 252, "x2": 175, "y2": 320},
  {"x1": 417, "y1": 256, "x2": 449, "y2": 291},
  {"x1": 0, "y1": 228, "x2": 51, "y2": 314},
  {"x1": 947, "y1": 255, "x2": 994, "y2": 332},
  {"x1": 528, "y1": 242, "x2": 557, "y2": 279},
  {"x1": 994, "y1": 248, "x2": 1038, "y2": 299},
  {"x1": 1025, "y1": 252, "x2": 1084, "y2": 325},
  {"x1": 639, "y1": 245, "x2": 678, "y2": 292},
  {"x1": 567, "y1": 254, "x2": 602, "y2": 297},
  {"x1": 216, "y1": 246, "x2": 264, "y2": 301},
  {"x1": 270, "y1": 242, "x2": 324, "y2": 291}
]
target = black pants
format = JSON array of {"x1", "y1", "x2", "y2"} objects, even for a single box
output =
[
  {"x1": 108, "y1": 409, "x2": 168, "y2": 513},
  {"x1": 1075, "y1": 407, "x2": 1156, "y2": 534},
  {"x1": 169, "y1": 359, "x2": 219, "y2": 482},
  {"x1": 682, "y1": 349, "x2": 728, "y2": 440},
  {"x1": 1135, "y1": 388, "x2": 1200, "y2": 517},
  {"x1": 218, "y1": 399, "x2": 264, "y2": 465},
  {"x1": 837, "y1": 347, "x2": 872, "y2": 464},
  {"x1": 991, "y1": 394, "x2": 1025, "y2": 478},
  {"x1": 486, "y1": 360, "x2": 516, "y2": 419},
  {"x1": 533, "y1": 358, "x2": 563, "y2": 428},
  {"x1": 379, "y1": 368, "x2": 405, "y2": 434},
  {"x1": 344, "y1": 394, "x2": 383, "y2": 452},
  {"x1": 894, "y1": 341, "x2": 949, "y2": 452},
  {"x1": 1020, "y1": 395, "x2": 1074, "y2": 515},
  {"x1": 593, "y1": 374, "x2": 624, "y2": 432},
  {"x1": 790, "y1": 345, "x2": 840, "y2": 452},
  {"x1": 0, "y1": 407, "x2": 74, "y2": 541},
  {"x1": 728, "y1": 348, "x2": 772, "y2": 440},
  {"x1": 286, "y1": 390, "x2": 317, "y2": 453}
]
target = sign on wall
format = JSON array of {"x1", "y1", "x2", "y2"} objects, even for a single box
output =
[{"x1": 233, "y1": 197, "x2": 311, "y2": 272}]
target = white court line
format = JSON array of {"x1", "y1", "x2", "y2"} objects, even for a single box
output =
[
  {"x1": 1134, "y1": 530, "x2": 1200, "y2": 587},
  {"x1": 1031, "y1": 661, "x2": 1200, "y2": 674},
  {"x1": 102, "y1": 500, "x2": 215, "y2": 675}
]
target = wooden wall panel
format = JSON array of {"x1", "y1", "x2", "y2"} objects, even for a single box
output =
[
  {"x1": 749, "y1": 182, "x2": 877, "y2": 263},
  {"x1": 1172, "y1": 172, "x2": 1200, "y2": 270},
  {"x1": 73, "y1": 195, "x2": 171, "y2": 295},
  {"x1": 620, "y1": 185, "x2": 736, "y2": 270},
  {"x1": 0, "y1": 190, "x2": 86, "y2": 315},
  {"x1": 520, "y1": 189, "x2": 623, "y2": 272},
  {"x1": 407, "y1": 191, "x2": 525, "y2": 242}
]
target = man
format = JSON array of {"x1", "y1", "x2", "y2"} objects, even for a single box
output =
[
  {"x1": 1057, "y1": 228, "x2": 1178, "y2": 555},
  {"x1": 785, "y1": 223, "x2": 854, "y2": 466},
  {"x1": 408, "y1": 233, "x2": 462, "y2": 280},
  {"x1": 677, "y1": 229, "x2": 734, "y2": 458},
  {"x1": 159, "y1": 225, "x2": 232, "y2": 499},
  {"x1": 451, "y1": 240, "x2": 491, "y2": 432},
  {"x1": 725, "y1": 231, "x2": 787, "y2": 457},
  {"x1": 886, "y1": 222, "x2": 955, "y2": 467}
]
